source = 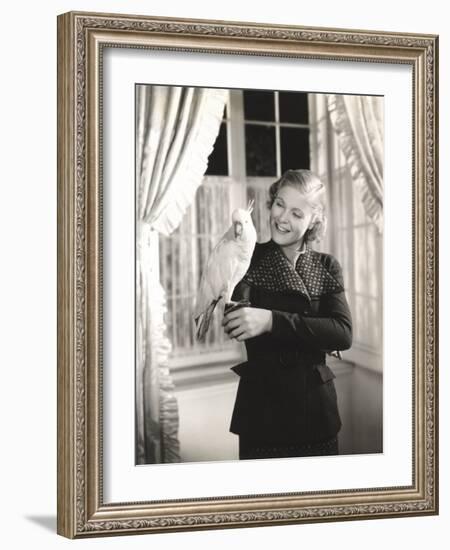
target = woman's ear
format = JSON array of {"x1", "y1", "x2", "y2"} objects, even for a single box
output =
[{"x1": 308, "y1": 217, "x2": 317, "y2": 231}]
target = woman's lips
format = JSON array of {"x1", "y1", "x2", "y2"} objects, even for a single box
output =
[{"x1": 274, "y1": 222, "x2": 290, "y2": 234}]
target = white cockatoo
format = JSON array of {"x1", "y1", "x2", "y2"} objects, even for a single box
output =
[{"x1": 194, "y1": 200, "x2": 257, "y2": 342}]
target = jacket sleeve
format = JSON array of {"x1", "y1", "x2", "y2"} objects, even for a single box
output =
[
  {"x1": 231, "y1": 278, "x2": 252, "y2": 303},
  {"x1": 270, "y1": 256, "x2": 353, "y2": 351}
]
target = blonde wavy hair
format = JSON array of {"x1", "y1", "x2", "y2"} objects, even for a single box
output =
[{"x1": 267, "y1": 169, "x2": 327, "y2": 243}]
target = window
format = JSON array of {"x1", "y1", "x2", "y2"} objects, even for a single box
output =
[
  {"x1": 204, "y1": 106, "x2": 229, "y2": 176},
  {"x1": 332, "y1": 164, "x2": 383, "y2": 370},
  {"x1": 160, "y1": 88, "x2": 311, "y2": 366},
  {"x1": 308, "y1": 93, "x2": 383, "y2": 371},
  {"x1": 244, "y1": 90, "x2": 310, "y2": 176},
  {"x1": 206, "y1": 90, "x2": 310, "y2": 179}
]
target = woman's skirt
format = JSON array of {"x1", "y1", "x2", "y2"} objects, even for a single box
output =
[{"x1": 239, "y1": 435, "x2": 339, "y2": 460}]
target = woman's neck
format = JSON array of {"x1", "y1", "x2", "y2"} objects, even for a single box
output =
[{"x1": 278, "y1": 240, "x2": 306, "y2": 265}]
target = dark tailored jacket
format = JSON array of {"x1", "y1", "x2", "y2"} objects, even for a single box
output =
[{"x1": 229, "y1": 240, "x2": 352, "y2": 445}]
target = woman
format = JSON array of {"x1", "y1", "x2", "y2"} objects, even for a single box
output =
[{"x1": 223, "y1": 169, "x2": 352, "y2": 460}]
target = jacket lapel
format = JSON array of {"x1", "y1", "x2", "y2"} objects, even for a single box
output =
[
  {"x1": 295, "y1": 246, "x2": 344, "y2": 297},
  {"x1": 243, "y1": 241, "x2": 343, "y2": 300}
]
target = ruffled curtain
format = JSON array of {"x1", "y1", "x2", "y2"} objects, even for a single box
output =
[
  {"x1": 327, "y1": 95, "x2": 384, "y2": 232},
  {"x1": 136, "y1": 85, "x2": 227, "y2": 464}
]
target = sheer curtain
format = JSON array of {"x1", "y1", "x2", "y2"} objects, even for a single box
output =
[
  {"x1": 327, "y1": 94, "x2": 384, "y2": 233},
  {"x1": 136, "y1": 85, "x2": 227, "y2": 463},
  {"x1": 309, "y1": 93, "x2": 384, "y2": 366}
]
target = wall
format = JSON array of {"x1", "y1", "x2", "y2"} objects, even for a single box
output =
[
  {"x1": 0, "y1": 1, "x2": 446, "y2": 549},
  {"x1": 176, "y1": 377, "x2": 239, "y2": 462}
]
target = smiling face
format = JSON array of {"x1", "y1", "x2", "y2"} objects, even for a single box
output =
[{"x1": 269, "y1": 185, "x2": 315, "y2": 250}]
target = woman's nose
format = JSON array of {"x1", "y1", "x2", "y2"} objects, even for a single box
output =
[{"x1": 278, "y1": 209, "x2": 289, "y2": 222}]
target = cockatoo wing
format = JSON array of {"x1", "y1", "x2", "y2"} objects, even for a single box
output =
[{"x1": 194, "y1": 227, "x2": 237, "y2": 319}]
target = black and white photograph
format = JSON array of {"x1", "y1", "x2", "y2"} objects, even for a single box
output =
[{"x1": 135, "y1": 85, "x2": 384, "y2": 465}]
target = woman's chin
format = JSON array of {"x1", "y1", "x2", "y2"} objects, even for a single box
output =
[
  {"x1": 271, "y1": 230, "x2": 292, "y2": 246},
  {"x1": 271, "y1": 229, "x2": 304, "y2": 249},
  {"x1": 271, "y1": 234, "x2": 283, "y2": 245}
]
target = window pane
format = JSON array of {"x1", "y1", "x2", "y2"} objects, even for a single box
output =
[
  {"x1": 279, "y1": 91, "x2": 309, "y2": 124},
  {"x1": 280, "y1": 127, "x2": 310, "y2": 172},
  {"x1": 205, "y1": 122, "x2": 228, "y2": 175},
  {"x1": 243, "y1": 90, "x2": 275, "y2": 122},
  {"x1": 245, "y1": 124, "x2": 276, "y2": 176}
]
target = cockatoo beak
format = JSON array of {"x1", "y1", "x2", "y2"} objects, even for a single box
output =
[{"x1": 234, "y1": 221, "x2": 243, "y2": 238}]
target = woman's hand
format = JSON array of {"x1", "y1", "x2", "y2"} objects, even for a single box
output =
[{"x1": 222, "y1": 307, "x2": 273, "y2": 341}]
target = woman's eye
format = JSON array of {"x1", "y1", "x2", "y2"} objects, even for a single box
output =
[{"x1": 293, "y1": 212, "x2": 303, "y2": 219}]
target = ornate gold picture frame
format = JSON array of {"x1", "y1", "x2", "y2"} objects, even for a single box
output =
[{"x1": 57, "y1": 11, "x2": 438, "y2": 538}]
